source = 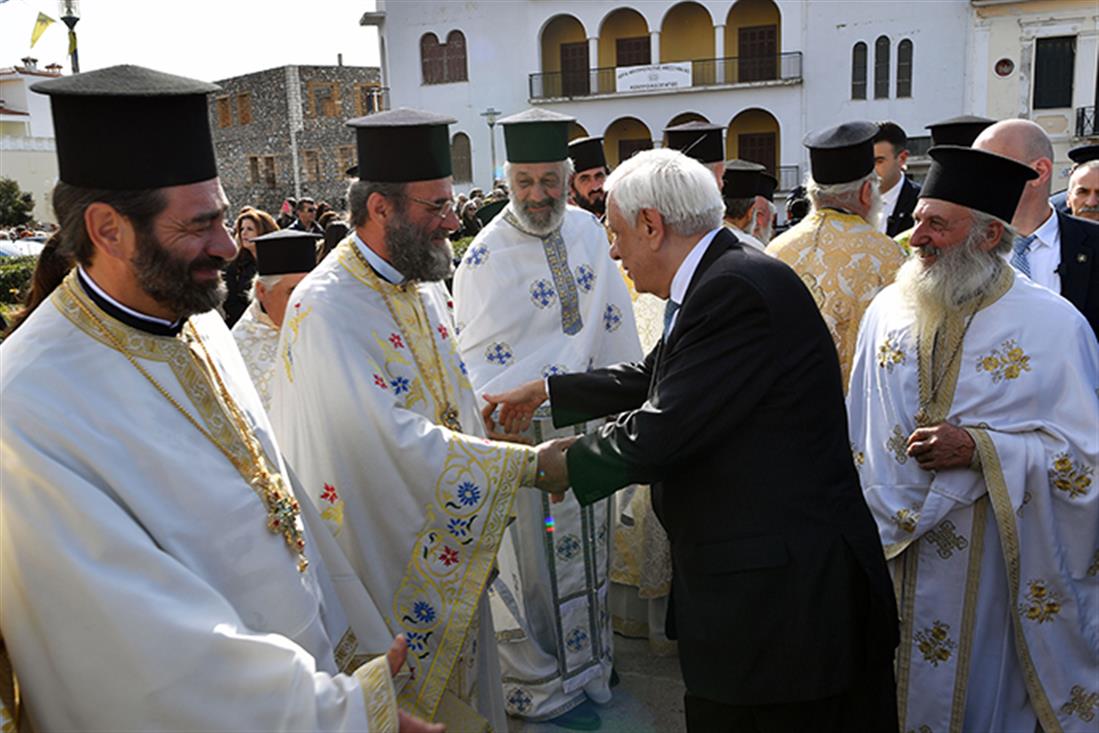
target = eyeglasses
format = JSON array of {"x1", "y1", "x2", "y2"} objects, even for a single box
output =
[
  {"x1": 302, "y1": 207, "x2": 316, "y2": 214},
  {"x1": 398, "y1": 194, "x2": 456, "y2": 220}
]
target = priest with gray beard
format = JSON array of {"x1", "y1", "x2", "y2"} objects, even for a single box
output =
[{"x1": 847, "y1": 145, "x2": 1099, "y2": 732}]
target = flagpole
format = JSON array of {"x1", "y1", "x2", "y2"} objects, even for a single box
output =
[{"x1": 58, "y1": 0, "x2": 80, "y2": 74}]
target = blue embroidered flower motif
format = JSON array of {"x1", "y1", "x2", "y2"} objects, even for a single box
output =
[
  {"x1": 575, "y1": 264, "x2": 595, "y2": 293},
  {"x1": 541, "y1": 364, "x2": 568, "y2": 379},
  {"x1": 459, "y1": 360, "x2": 468, "y2": 376},
  {"x1": 457, "y1": 481, "x2": 482, "y2": 507},
  {"x1": 506, "y1": 687, "x2": 533, "y2": 715},
  {"x1": 405, "y1": 631, "x2": 428, "y2": 654},
  {"x1": 465, "y1": 245, "x2": 489, "y2": 267},
  {"x1": 390, "y1": 376, "x2": 411, "y2": 395},
  {"x1": 565, "y1": 627, "x2": 590, "y2": 653},
  {"x1": 530, "y1": 279, "x2": 557, "y2": 309},
  {"x1": 555, "y1": 534, "x2": 581, "y2": 561},
  {"x1": 485, "y1": 342, "x2": 514, "y2": 367},
  {"x1": 447, "y1": 517, "x2": 472, "y2": 539},
  {"x1": 412, "y1": 600, "x2": 436, "y2": 624},
  {"x1": 603, "y1": 304, "x2": 622, "y2": 332}
]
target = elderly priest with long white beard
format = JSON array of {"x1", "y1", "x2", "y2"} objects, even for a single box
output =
[
  {"x1": 269, "y1": 107, "x2": 574, "y2": 733},
  {"x1": 0, "y1": 65, "x2": 439, "y2": 733},
  {"x1": 453, "y1": 109, "x2": 641, "y2": 728},
  {"x1": 847, "y1": 145, "x2": 1099, "y2": 733}
]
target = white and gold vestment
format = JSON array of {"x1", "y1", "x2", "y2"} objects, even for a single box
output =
[
  {"x1": 848, "y1": 268, "x2": 1099, "y2": 732},
  {"x1": 231, "y1": 298, "x2": 280, "y2": 411}
]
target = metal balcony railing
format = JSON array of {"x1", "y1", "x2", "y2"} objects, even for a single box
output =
[
  {"x1": 1076, "y1": 106, "x2": 1096, "y2": 138},
  {"x1": 529, "y1": 52, "x2": 803, "y2": 100},
  {"x1": 778, "y1": 165, "x2": 800, "y2": 192}
]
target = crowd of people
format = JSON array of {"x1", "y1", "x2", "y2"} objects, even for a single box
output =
[{"x1": 1, "y1": 62, "x2": 1098, "y2": 733}]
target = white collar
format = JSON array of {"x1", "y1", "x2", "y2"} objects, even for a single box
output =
[
  {"x1": 880, "y1": 174, "x2": 905, "y2": 209},
  {"x1": 353, "y1": 231, "x2": 405, "y2": 284},
  {"x1": 76, "y1": 265, "x2": 181, "y2": 328},
  {"x1": 669, "y1": 227, "x2": 722, "y2": 305},
  {"x1": 1030, "y1": 206, "x2": 1059, "y2": 251}
]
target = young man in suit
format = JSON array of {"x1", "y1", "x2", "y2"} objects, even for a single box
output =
[
  {"x1": 483, "y1": 148, "x2": 899, "y2": 733},
  {"x1": 873, "y1": 121, "x2": 921, "y2": 237},
  {"x1": 975, "y1": 120, "x2": 1099, "y2": 340}
]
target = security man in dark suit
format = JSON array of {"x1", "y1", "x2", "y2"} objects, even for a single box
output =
[
  {"x1": 485, "y1": 148, "x2": 899, "y2": 733},
  {"x1": 1051, "y1": 143, "x2": 1099, "y2": 216},
  {"x1": 873, "y1": 121, "x2": 921, "y2": 236},
  {"x1": 975, "y1": 121, "x2": 1099, "y2": 340}
]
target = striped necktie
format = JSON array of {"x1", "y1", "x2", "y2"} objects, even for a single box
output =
[
  {"x1": 662, "y1": 300, "x2": 680, "y2": 339},
  {"x1": 1011, "y1": 234, "x2": 1037, "y2": 278}
]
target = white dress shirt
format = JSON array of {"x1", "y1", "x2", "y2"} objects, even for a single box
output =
[
  {"x1": 1021, "y1": 206, "x2": 1062, "y2": 293},
  {"x1": 666, "y1": 227, "x2": 722, "y2": 334},
  {"x1": 353, "y1": 231, "x2": 405, "y2": 284},
  {"x1": 877, "y1": 174, "x2": 906, "y2": 234}
]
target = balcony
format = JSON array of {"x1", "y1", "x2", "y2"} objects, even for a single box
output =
[
  {"x1": 777, "y1": 165, "x2": 800, "y2": 192},
  {"x1": 529, "y1": 52, "x2": 803, "y2": 102},
  {"x1": 1076, "y1": 106, "x2": 1096, "y2": 138}
]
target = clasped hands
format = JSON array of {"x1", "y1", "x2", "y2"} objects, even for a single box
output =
[
  {"x1": 906, "y1": 422, "x2": 975, "y2": 471},
  {"x1": 480, "y1": 379, "x2": 573, "y2": 502}
]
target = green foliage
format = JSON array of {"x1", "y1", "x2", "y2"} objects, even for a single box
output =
[
  {"x1": 0, "y1": 178, "x2": 35, "y2": 228},
  {"x1": 0, "y1": 256, "x2": 36, "y2": 304},
  {"x1": 451, "y1": 235, "x2": 474, "y2": 262}
]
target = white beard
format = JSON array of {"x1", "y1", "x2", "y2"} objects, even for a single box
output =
[{"x1": 511, "y1": 193, "x2": 566, "y2": 237}]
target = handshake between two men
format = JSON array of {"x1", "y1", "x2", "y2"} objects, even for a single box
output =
[{"x1": 481, "y1": 380, "x2": 575, "y2": 502}]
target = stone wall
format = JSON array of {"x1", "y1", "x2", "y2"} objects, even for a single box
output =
[{"x1": 209, "y1": 64, "x2": 382, "y2": 217}]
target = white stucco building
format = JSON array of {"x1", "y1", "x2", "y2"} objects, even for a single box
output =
[
  {"x1": 0, "y1": 58, "x2": 62, "y2": 225},
  {"x1": 365, "y1": 0, "x2": 978, "y2": 196}
]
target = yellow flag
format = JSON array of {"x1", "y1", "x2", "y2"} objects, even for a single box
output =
[
  {"x1": 30, "y1": 12, "x2": 55, "y2": 48},
  {"x1": 68, "y1": 30, "x2": 77, "y2": 55}
]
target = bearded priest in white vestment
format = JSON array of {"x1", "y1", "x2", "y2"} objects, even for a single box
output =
[
  {"x1": 0, "y1": 65, "x2": 427, "y2": 733},
  {"x1": 454, "y1": 110, "x2": 642, "y2": 724},
  {"x1": 848, "y1": 146, "x2": 1099, "y2": 732},
  {"x1": 269, "y1": 108, "x2": 572, "y2": 733}
]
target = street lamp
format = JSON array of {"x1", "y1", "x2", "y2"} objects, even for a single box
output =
[
  {"x1": 58, "y1": 0, "x2": 80, "y2": 74},
  {"x1": 480, "y1": 107, "x2": 501, "y2": 189}
]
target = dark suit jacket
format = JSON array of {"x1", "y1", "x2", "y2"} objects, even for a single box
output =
[
  {"x1": 885, "y1": 175, "x2": 921, "y2": 237},
  {"x1": 1056, "y1": 211, "x2": 1099, "y2": 341},
  {"x1": 1051, "y1": 189, "x2": 1070, "y2": 217},
  {"x1": 549, "y1": 229, "x2": 898, "y2": 706}
]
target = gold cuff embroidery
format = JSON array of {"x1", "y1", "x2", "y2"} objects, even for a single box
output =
[{"x1": 354, "y1": 655, "x2": 399, "y2": 733}]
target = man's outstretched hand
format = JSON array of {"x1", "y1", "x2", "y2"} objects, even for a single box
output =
[
  {"x1": 482, "y1": 379, "x2": 549, "y2": 436},
  {"x1": 534, "y1": 435, "x2": 577, "y2": 503},
  {"x1": 386, "y1": 635, "x2": 446, "y2": 733}
]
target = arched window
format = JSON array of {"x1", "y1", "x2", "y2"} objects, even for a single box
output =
[
  {"x1": 421, "y1": 33, "x2": 443, "y2": 84},
  {"x1": 874, "y1": 35, "x2": 890, "y2": 99},
  {"x1": 451, "y1": 132, "x2": 472, "y2": 183},
  {"x1": 896, "y1": 39, "x2": 913, "y2": 98},
  {"x1": 445, "y1": 30, "x2": 468, "y2": 83},
  {"x1": 851, "y1": 42, "x2": 867, "y2": 100}
]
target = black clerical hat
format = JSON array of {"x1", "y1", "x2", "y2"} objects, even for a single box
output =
[
  {"x1": 568, "y1": 136, "x2": 607, "y2": 173},
  {"x1": 1068, "y1": 144, "x2": 1099, "y2": 165},
  {"x1": 722, "y1": 159, "x2": 778, "y2": 201},
  {"x1": 804, "y1": 121, "x2": 878, "y2": 184},
  {"x1": 475, "y1": 199, "x2": 508, "y2": 227},
  {"x1": 500, "y1": 109, "x2": 574, "y2": 164},
  {"x1": 664, "y1": 121, "x2": 724, "y2": 164},
  {"x1": 920, "y1": 146, "x2": 1038, "y2": 222},
  {"x1": 31, "y1": 65, "x2": 219, "y2": 190},
  {"x1": 348, "y1": 107, "x2": 455, "y2": 182},
  {"x1": 925, "y1": 115, "x2": 995, "y2": 147},
  {"x1": 252, "y1": 229, "x2": 320, "y2": 276}
]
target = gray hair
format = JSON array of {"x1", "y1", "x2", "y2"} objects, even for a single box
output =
[
  {"x1": 346, "y1": 179, "x2": 407, "y2": 227},
  {"x1": 970, "y1": 210, "x2": 1015, "y2": 256},
  {"x1": 604, "y1": 148, "x2": 724, "y2": 237},
  {"x1": 806, "y1": 170, "x2": 879, "y2": 213},
  {"x1": 1071, "y1": 159, "x2": 1099, "y2": 178},
  {"x1": 248, "y1": 273, "x2": 284, "y2": 301},
  {"x1": 723, "y1": 196, "x2": 755, "y2": 222},
  {"x1": 504, "y1": 159, "x2": 574, "y2": 190}
]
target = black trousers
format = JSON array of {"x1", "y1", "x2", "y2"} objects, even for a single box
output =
[{"x1": 683, "y1": 651, "x2": 898, "y2": 733}]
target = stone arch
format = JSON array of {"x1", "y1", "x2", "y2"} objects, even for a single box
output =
[
  {"x1": 726, "y1": 108, "x2": 780, "y2": 175},
  {"x1": 604, "y1": 116, "x2": 653, "y2": 167}
]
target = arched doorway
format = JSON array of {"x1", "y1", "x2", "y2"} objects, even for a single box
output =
[
  {"x1": 660, "y1": 2, "x2": 715, "y2": 84},
  {"x1": 725, "y1": 0, "x2": 781, "y2": 82},
  {"x1": 604, "y1": 117, "x2": 653, "y2": 167},
  {"x1": 726, "y1": 109, "x2": 780, "y2": 175},
  {"x1": 568, "y1": 122, "x2": 590, "y2": 141},
  {"x1": 664, "y1": 111, "x2": 710, "y2": 138},
  {"x1": 540, "y1": 15, "x2": 589, "y2": 97}
]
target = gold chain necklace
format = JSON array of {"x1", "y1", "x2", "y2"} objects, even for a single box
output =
[
  {"x1": 350, "y1": 244, "x2": 463, "y2": 431},
  {"x1": 64, "y1": 279, "x2": 309, "y2": 572},
  {"x1": 914, "y1": 293, "x2": 985, "y2": 428}
]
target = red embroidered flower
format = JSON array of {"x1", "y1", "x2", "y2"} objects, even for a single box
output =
[
  {"x1": 446, "y1": 300, "x2": 454, "y2": 309},
  {"x1": 321, "y1": 483, "x2": 338, "y2": 503},
  {"x1": 374, "y1": 374, "x2": 387, "y2": 388},
  {"x1": 389, "y1": 333, "x2": 405, "y2": 349},
  {"x1": 437, "y1": 324, "x2": 449, "y2": 340},
  {"x1": 438, "y1": 546, "x2": 459, "y2": 567}
]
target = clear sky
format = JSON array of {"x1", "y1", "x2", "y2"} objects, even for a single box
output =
[{"x1": 0, "y1": 0, "x2": 381, "y2": 81}]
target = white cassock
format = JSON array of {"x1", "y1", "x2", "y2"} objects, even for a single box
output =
[
  {"x1": 453, "y1": 205, "x2": 642, "y2": 720},
  {"x1": 723, "y1": 222, "x2": 767, "y2": 251},
  {"x1": 847, "y1": 267, "x2": 1099, "y2": 733},
  {"x1": 0, "y1": 269, "x2": 398, "y2": 732},
  {"x1": 231, "y1": 298, "x2": 279, "y2": 411},
  {"x1": 270, "y1": 236, "x2": 538, "y2": 732}
]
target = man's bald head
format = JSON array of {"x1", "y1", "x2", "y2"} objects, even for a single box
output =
[{"x1": 973, "y1": 119, "x2": 1054, "y2": 196}]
